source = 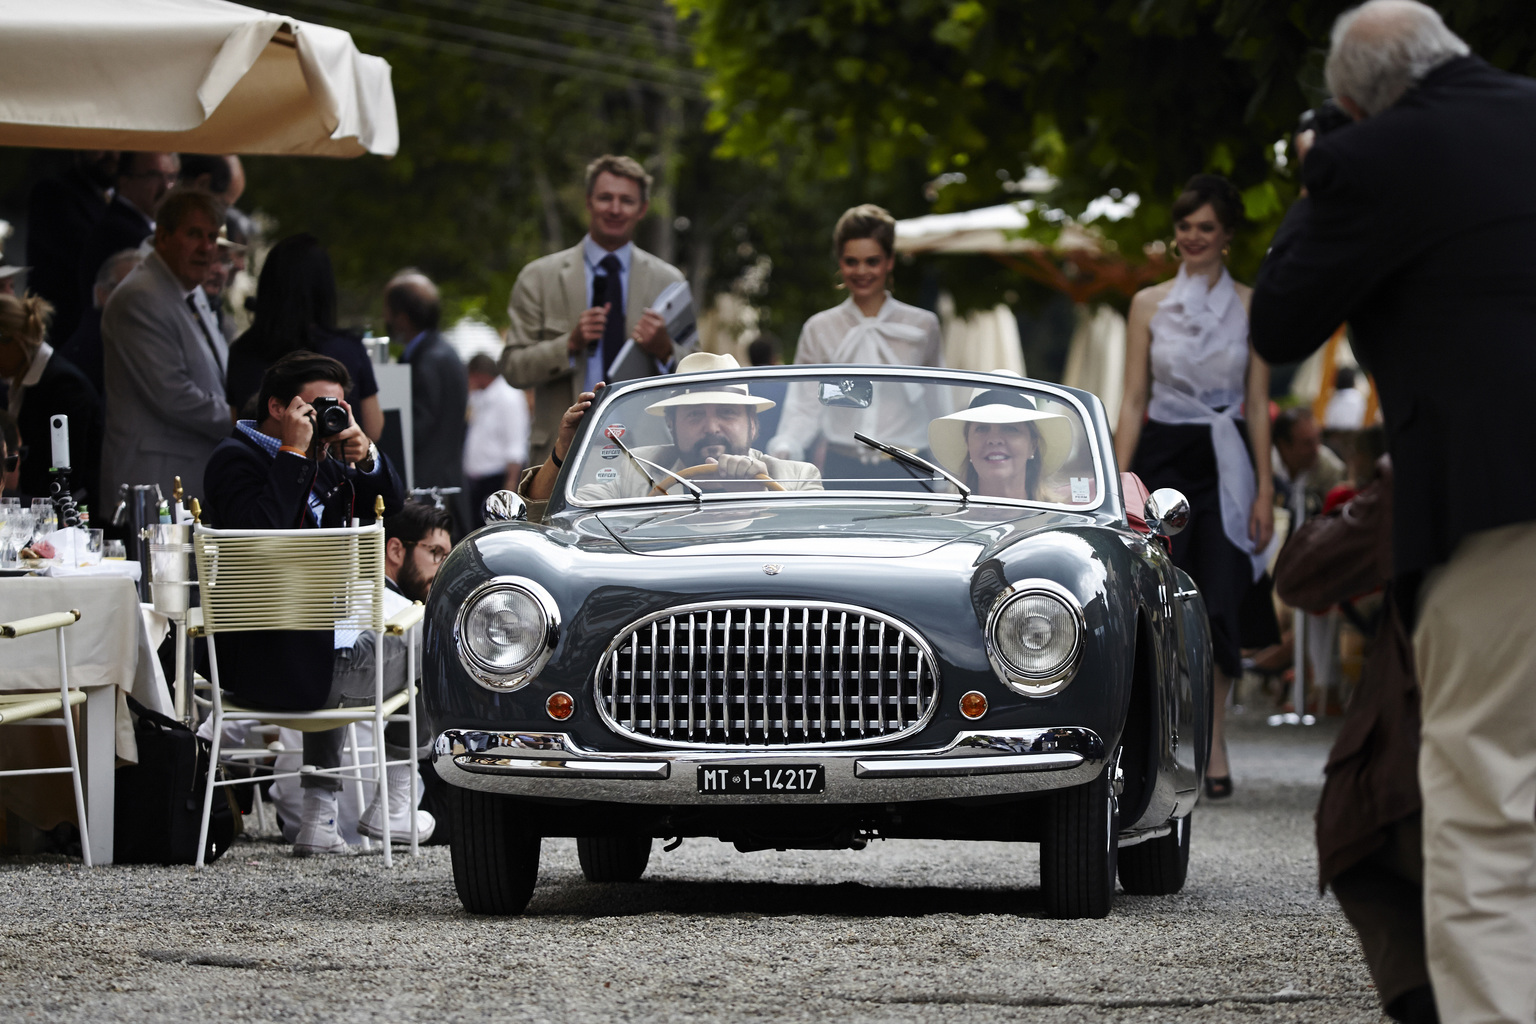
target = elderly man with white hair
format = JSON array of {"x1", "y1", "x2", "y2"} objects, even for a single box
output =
[{"x1": 1251, "y1": 4, "x2": 1536, "y2": 1022}]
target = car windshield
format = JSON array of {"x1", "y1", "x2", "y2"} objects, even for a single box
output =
[{"x1": 562, "y1": 370, "x2": 1105, "y2": 511}]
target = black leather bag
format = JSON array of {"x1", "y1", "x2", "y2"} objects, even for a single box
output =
[{"x1": 114, "y1": 697, "x2": 234, "y2": 865}]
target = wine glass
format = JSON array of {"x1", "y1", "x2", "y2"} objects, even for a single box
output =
[
  {"x1": 11, "y1": 506, "x2": 35, "y2": 556},
  {"x1": 0, "y1": 506, "x2": 15, "y2": 567}
]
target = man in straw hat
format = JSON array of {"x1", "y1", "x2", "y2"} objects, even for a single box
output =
[
  {"x1": 928, "y1": 380, "x2": 1078, "y2": 503},
  {"x1": 520, "y1": 352, "x2": 820, "y2": 518}
]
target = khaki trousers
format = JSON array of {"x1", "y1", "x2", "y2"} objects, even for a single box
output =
[{"x1": 1414, "y1": 522, "x2": 1536, "y2": 1024}]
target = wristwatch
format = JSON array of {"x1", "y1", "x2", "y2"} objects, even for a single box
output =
[{"x1": 357, "y1": 442, "x2": 378, "y2": 472}]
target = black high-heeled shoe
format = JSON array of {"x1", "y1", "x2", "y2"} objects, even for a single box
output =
[{"x1": 1204, "y1": 775, "x2": 1233, "y2": 799}]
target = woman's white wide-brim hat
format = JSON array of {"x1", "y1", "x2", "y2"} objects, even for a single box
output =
[
  {"x1": 645, "y1": 351, "x2": 777, "y2": 414},
  {"x1": 929, "y1": 389, "x2": 1075, "y2": 479}
]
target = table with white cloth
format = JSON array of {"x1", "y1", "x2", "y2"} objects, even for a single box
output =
[{"x1": 0, "y1": 574, "x2": 175, "y2": 864}]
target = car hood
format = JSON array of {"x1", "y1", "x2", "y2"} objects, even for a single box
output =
[{"x1": 591, "y1": 500, "x2": 1100, "y2": 559}]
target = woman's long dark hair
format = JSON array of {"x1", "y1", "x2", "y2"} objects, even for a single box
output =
[
  {"x1": 237, "y1": 233, "x2": 340, "y2": 361},
  {"x1": 964, "y1": 421, "x2": 1043, "y2": 499}
]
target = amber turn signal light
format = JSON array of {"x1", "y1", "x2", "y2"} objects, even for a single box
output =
[
  {"x1": 546, "y1": 692, "x2": 575, "y2": 720},
  {"x1": 959, "y1": 691, "x2": 987, "y2": 719}
]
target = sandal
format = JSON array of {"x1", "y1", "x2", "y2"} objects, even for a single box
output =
[{"x1": 1204, "y1": 775, "x2": 1233, "y2": 799}]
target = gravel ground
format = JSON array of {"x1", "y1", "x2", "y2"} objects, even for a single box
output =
[{"x1": 0, "y1": 714, "x2": 1385, "y2": 1024}]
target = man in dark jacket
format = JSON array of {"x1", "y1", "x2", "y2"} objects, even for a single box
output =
[
  {"x1": 76, "y1": 152, "x2": 177, "y2": 312},
  {"x1": 1250, "y1": 4, "x2": 1536, "y2": 1020},
  {"x1": 383, "y1": 269, "x2": 467, "y2": 525},
  {"x1": 201, "y1": 351, "x2": 409, "y2": 855}
]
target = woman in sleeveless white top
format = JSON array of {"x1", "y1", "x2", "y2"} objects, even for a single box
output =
[
  {"x1": 765, "y1": 205, "x2": 943, "y2": 481},
  {"x1": 1116, "y1": 177, "x2": 1275, "y2": 798}
]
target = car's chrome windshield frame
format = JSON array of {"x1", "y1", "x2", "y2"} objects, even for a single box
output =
[{"x1": 555, "y1": 366, "x2": 1112, "y2": 517}]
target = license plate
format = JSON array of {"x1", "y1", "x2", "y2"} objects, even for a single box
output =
[{"x1": 696, "y1": 765, "x2": 826, "y2": 794}]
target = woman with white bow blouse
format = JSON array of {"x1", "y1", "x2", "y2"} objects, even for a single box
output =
[
  {"x1": 1116, "y1": 174, "x2": 1275, "y2": 800},
  {"x1": 765, "y1": 205, "x2": 944, "y2": 483}
]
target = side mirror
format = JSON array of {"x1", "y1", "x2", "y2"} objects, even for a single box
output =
[
  {"x1": 483, "y1": 490, "x2": 527, "y2": 523},
  {"x1": 1144, "y1": 488, "x2": 1190, "y2": 537},
  {"x1": 818, "y1": 378, "x2": 873, "y2": 409}
]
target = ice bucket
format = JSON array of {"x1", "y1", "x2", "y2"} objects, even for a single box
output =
[{"x1": 144, "y1": 523, "x2": 193, "y2": 616}]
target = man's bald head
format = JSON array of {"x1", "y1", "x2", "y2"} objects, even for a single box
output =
[
  {"x1": 384, "y1": 269, "x2": 441, "y2": 333},
  {"x1": 1326, "y1": 1, "x2": 1469, "y2": 118}
]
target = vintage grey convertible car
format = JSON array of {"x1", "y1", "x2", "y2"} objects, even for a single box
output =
[{"x1": 423, "y1": 366, "x2": 1211, "y2": 919}]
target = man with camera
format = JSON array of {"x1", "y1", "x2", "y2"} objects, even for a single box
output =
[
  {"x1": 1250, "y1": 3, "x2": 1536, "y2": 1020},
  {"x1": 202, "y1": 351, "x2": 427, "y2": 855}
]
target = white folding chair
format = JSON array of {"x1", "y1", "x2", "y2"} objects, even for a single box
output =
[
  {"x1": 189, "y1": 521, "x2": 426, "y2": 868},
  {"x1": 0, "y1": 609, "x2": 92, "y2": 867}
]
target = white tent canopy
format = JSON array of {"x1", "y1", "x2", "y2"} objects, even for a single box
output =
[
  {"x1": 895, "y1": 203, "x2": 1103, "y2": 256},
  {"x1": 0, "y1": 0, "x2": 397, "y2": 157}
]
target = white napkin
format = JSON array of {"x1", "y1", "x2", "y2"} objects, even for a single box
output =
[{"x1": 40, "y1": 560, "x2": 142, "y2": 581}]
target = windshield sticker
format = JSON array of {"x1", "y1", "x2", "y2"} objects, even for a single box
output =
[
  {"x1": 595, "y1": 466, "x2": 619, "y2": 482},
  {"x1": 600, "y1": 444, "x2": 620, "y2": 460},
  {"x1": 603, "y1": 424, "x2": 626, "y2": 440},
  {"x1": 1071, "y1": 477, "x2": 1092, "y2": 503}
]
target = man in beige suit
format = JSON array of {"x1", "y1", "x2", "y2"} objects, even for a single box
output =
[{"x1": 501, "y1": 154, "x2": 688, "y2": 468}]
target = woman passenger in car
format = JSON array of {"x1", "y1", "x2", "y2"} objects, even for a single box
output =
[{"x1": 928, "y1": 387, "x2": 1074, "y2": 501}]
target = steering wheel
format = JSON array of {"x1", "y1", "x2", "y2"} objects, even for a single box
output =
[{"x1": 648, "y1": 463, "x2": 787, "y2": 496}]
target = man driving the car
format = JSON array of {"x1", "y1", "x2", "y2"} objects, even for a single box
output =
[{"x1": 519, "y1": 352, "x2": 821, "y2": 519}]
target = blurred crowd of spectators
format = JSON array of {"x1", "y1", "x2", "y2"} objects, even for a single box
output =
[{"x1": 0, "y1": 149, "x2": 532, "y2": 536}]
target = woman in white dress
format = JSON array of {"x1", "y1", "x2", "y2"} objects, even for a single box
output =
[
  {"x1": 765, "y1": 205, "x2": 944, "y2": 484},
  {"x1": 1115, "y1": 175, "x2": 1276, "y2": 799}
]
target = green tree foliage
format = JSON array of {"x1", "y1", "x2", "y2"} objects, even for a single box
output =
[
  {"x1": 247, "y1": 0, "x2": 700, "y2": 327},
  {"x1": 676, "y1": 0, "x2": 1536, "y2": 283}
]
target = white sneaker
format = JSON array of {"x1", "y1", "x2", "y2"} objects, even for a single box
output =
[
  {"x1": 358, "y1": 763, "x2": 436, "y2": 844},
  {"x1": 292, "y1": 790, "x2": 356, "y2": 857}
]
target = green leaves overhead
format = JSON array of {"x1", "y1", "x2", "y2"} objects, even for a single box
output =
[{"x1": 678, "y1": 0, "x2": 1536, "y2": 279}]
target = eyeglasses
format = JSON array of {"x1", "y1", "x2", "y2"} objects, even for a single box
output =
[{"x1": 410, "y1": 541, "x2": 451, "y2": 565}]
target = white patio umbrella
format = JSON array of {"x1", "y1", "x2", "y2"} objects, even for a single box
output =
[{"x1": 0, "y1": 0, "x2": 397, "y2": 157}]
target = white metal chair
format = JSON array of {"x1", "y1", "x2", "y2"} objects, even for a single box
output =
[
  {"x1": 189, "y1": 521, "x2": 426, "y2": 868},
  {"x1": 0, "y1": 608, "x2": 92, "y2": 867}
]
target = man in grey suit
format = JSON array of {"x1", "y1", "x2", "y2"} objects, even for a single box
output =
[
  {"x1": 100, "y1": 188, "x2": 231, "y2": 504},
  {"x1": 501, "y1": 154, "x2": 688, "y2": 469}
]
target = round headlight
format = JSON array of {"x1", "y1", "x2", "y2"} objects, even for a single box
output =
[
  {"x1": 986, "y1": 581, "x2": 1085, "y2": 696},
  {"x1": 455, "y1": 578, "x2": 560, "y2": 691}
]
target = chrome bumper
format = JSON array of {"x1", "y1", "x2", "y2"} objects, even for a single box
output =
[{"x1": 432, "y1": 726, "x2": 1105, "y2": 804}]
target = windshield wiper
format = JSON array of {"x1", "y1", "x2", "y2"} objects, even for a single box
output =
[
  {"x1": 853, "y1": 431, "x2": 971, "y2": 502},
  {"x1": 608, "y1": 432, "x2": 704, "y2": 503}
]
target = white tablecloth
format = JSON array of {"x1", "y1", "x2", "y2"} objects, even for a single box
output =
[{"x1": 0, "y1": 576, "x2": 174, "y2": 761}]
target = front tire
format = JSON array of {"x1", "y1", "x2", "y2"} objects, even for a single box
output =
[
  {"x1": 1040, "y1": 766, "x2": 1118, "y2": 919},
  {"x1": 447, "y1": 785, "x2": 540, "y2": 915},
  {"x1": 576, "y1": 836, "x2": 653, "y2": 882},
  {"x1": 1118, "y1": 813, "x2": 1192, "y2": 895}
]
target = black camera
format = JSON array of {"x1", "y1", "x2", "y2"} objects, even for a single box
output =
[
  {"x1": 309, "y1": 396, "x2": 349, "y2": 438},
  {"x1": 1298, "y1": 99, "x2": 1353, "y2": 139}
]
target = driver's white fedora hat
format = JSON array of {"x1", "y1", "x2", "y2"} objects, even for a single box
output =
[{"x1": 645, "y1": 352, "x2": 776, "y2": 414}]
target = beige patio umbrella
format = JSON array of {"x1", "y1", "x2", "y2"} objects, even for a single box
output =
[{"x1": 0, "y1": 0, "x2": 397, "y2": 157}]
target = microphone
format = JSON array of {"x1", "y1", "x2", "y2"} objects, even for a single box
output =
[{"x1": 589, "y1": 272, "x2": 610, "y2": 355}]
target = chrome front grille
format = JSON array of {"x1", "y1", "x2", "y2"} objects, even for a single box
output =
[{"x1": 596, "y1": 601, "x2": 939, "y2": 748}]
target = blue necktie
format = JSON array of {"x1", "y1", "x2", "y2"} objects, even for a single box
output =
[{"x1": 598, "y1": 253, "x2": 625, "y2": 376}]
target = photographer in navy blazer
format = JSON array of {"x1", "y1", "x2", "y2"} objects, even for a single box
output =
[{"x1": 202, "y1": 351, "x2": 416, "y2": 855}]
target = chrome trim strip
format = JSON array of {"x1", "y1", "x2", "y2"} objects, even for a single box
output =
[
  {"x1": 454, "y1": 754, "x2": 669, "y2": 780},
  {"x1": 592, "y1": 599, "x2": 942, "y2": 750},
  {"x1": 853, "y1": 752, "x2": 1083, "y2": 777},
  {"x1": 453, "y1": 577, "x2": 561, "y2": 692},
  {"x1": 984, "y1": 578, "x2": 1087, "y2": 698}
]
